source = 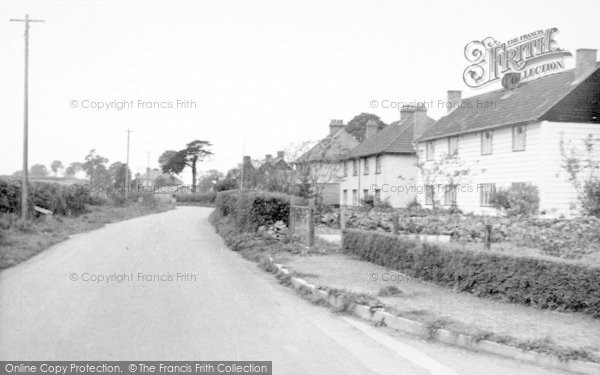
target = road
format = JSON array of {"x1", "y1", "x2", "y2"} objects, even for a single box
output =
[{"x1": 0, "y1": 207, "x2": 570, "y2": 375}]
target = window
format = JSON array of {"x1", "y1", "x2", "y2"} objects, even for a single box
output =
[
  {"x1": 352, "y1": 159, "x2": 358, "y2": 176},
  {"x1": 374, "y1": 189, "x2": 381, "y2": 202},
  {"x1": 363, "y1": 189, "x2": 369, "y2": 200},
  {"x1": 512, "y1": 125, "x2": 526, "y2": 151},
  {"x1": 426, "y1": 141, "x2": 435, "y2": 161},
  {"x1": 343, "y1": 190, "x2": 348, "y2": 205},
  {"x1": 478, "y1": 183, "x2": 496, "y2": 206},
  {"x1": 481, "y1": 131, "x2": 493, "y2": 155},
  {"x1": 443, "y1": 185, "x2": 457, "y2": 206},
  {"x1": 448, "y1": 136, "x2": 458, "y2": 157},
  {"x1": 375, "y1": 155, "x2": 382, "y2": 174},
  {"x1": 363, "y1": 158, "x2": 369, "y2": 175},
  {"x1": 352, "y1": 190, "x2": 358, "y2": 205},
  {"x1": 343, "y1": 161, "x2": 348, "y2": 177},
  {"x1": 425, "y1": 185, "x2": 434, "y2": 205}
]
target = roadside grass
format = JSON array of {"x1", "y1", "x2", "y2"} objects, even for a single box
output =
[{"x1": 0, "y1": 202, "x2": 172, "y2": 269}]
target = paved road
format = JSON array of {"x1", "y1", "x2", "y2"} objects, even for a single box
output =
[{"x1": 0, "y1": 207, "x2": 569, "y2": 375}]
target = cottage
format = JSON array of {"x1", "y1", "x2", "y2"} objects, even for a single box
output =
[
  {"x1": 415, "y1": 49, "x2": 600, "y2": 217},
  {"x1": 340, "y1": 107, "x2": 435, "y2": 207}
]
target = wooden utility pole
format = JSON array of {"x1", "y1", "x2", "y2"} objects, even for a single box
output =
[
  {"x1": 10, "y1": 14, "x2": 45, "y2": 220},
  {"x1": 124, "y1": 129, "x2": 132, "y2": 199}
]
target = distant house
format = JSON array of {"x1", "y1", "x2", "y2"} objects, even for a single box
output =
[
  {"x1": 136, "y1": 168, "x2": 183, "y2": 189},
  {"x1": 295, "y1": 119, "x2": 359, "y2": 204},
  {"x1": 340, "y1": 108, "x2": 435, "y2": 207},
  {"x1": 414, "y1": 49, "x2": 600, "y2": 217}
]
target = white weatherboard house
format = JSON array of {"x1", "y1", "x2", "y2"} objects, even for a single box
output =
[
  {"x1": 340, "y1": 108, "x2": 435, "y2": 207},
  {"x1": 414, "y1": 49, "x2": 600, "y2": 217}
]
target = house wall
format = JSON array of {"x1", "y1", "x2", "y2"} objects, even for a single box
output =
[
  {"x1": 416, "y1": 121, "x2": 600, "y2": 217},
  {"x1": 339, "y1": 154, "x2": 417, "y2": 207},
  {"x1": 538, "y1": 121, "x2": 600, "y2": 216},
  {"x1": 416, "y1": 123, "x2": 542, "y2": 215}
]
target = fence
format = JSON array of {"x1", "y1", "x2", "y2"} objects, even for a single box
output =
[{"x1": 288, "y1": 197, "x2": 315, "y2": 247}]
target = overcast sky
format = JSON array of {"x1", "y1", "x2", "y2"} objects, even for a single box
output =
[{"x1": 1, "y1": 0, "x2": 599, "y2": 182}]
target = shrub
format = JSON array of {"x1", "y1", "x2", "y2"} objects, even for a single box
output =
[
  {"x1": 214, "y1": 190, "x2": 291, "y2": 233},
  {"x1": 489, "y1": 183, "x2": 539, "y2": 217},
  {"x1": 174, "y1": 192, "x2": 216, "y2": 205},
  {"x1": 342, "y1": 229, "x2": 600, "y2": 318},
  {"x1": 581, "y1": 180, "x2": 600, "y2": 217}
]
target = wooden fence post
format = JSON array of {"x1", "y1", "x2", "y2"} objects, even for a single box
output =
[
  {"x1": 484, "y1": 223, "x2": 492, "y2": 251},
  {"x1": 339, "y1": 205, "x2": 346, "y2": 246},
  {"x1": 288, "y1": 196, "x2": 295, "y2": 241},
  {"x1": 308, "y1": 198, "x2": 315, "y2": 248},
  {"x1": 392, "y1": 212, "x2": 399, "y2": 235}
]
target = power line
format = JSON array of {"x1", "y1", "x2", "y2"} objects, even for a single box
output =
[{"x1": 9, "y1": 14, "x2": 45, "y2": 220}]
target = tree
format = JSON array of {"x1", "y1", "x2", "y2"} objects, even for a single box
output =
[
  {"x1": 65, "y1": 162, "x2": 83, "y2": 178},
  {"x1": 50, "y1": 160, "x2": 63, "y2": 177},
  {"x1": 82, "y1": 149, "x2": 110, "y2": 186},
  {"x1": 197, "y1": 169, "x2": 224, "y2": 192},
  {"x1": 29, "y1": 164, "x2": 49, "y2": 177},
  {"x1": 108, "y1": 161, "x2": 131, "y2": 187},
  {"x1": 345, "y1": 113, "x2": 387, "y2": 142},
  {"x1": 159, "y1": 140, "x2": 213, "y2": 192}
]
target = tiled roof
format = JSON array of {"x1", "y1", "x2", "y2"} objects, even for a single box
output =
[
  {"x1": 417, "y1": 64, "x2": 600, "y2": 142},
  {"x1": 295, "y1": 128, "x2": 359, "y2": 163},
  {"x1": 347, "y1": 113, "x2": 435, "y2": 158}
]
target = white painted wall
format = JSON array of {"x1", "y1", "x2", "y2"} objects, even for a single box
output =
[
  {"x1": 415, "y1": 121, "x2": 600, "y2": 217},
  {"x1": 339, "y1": 154, "x2": 417, "y2": 207}
]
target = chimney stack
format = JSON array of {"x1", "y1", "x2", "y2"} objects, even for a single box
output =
[
  {"x1": 243, "y1": 156, "x2": 251, "y2": 166},
  {"x1": 365, "y1": 119, "x2": 378, "y2": 139},
  {"x1": 413, "y1": 106, "x2": 429, "y2": 139},
  {"x1": 447, "y1": 90, "x2": 462, "y2": 114},
  {"x1": 329, "y1": 119, "x2": 345, "y2": 135},
  {"x1": 265, "y1": 154, "x2": 272, "y2": 161},
  {"x1": 277, "y1": 151, "x2": 285, "y2": 159},
  {"x1": 575, "y1": 49, "x2": 597, "y2": 80},
  {"x1": 400, "y1": 105, "x2": 415, "y2": 121}
]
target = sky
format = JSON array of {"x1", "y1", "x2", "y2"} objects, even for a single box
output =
[{"x1": 1, "y1": 0, "x2": 599, "y2": 183}]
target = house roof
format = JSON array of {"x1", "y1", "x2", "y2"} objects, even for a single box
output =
[
  {"x1": 347, "y1": 112, "x2": 435, "y2": 158},
  {"x1": 417, "y1": 64, "x2": 600, "y2": 142},
  {"x1": 295, "y1": 128, "x2": 359, "y2": 163}
]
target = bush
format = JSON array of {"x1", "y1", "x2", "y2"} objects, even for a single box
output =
[
  {"x1": 489, "y1": 183, "x2": 539, "y2": 217},
  {"x1": 214, "y1": 190, "x2": 290, "y2": 233},
  {"x1": 581, "y1": 180, "x2": 600, "y2": 217},
  {"x1": 174, "y1": 192, "x2": 216, "y2": 205},
  {"x1": 342, "y1": 229, "x2": 600, "y2": 318}
]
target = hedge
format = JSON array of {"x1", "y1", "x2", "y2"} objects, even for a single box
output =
[
  {"x1": 342, "y1": 229, "x2": 600, "y2": 318},
  {"x1": 214, "y1": 190, "x2": 290, "y2": 232},
  {"x1": 174, "y1": 192, "x2": 216, "y2": 205},
  {"x1": 0, "y1": 178, "x2": 92, "y2": 216}
]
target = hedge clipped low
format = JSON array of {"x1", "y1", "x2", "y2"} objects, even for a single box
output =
[
  {"x1": 174, "y1": 192, "x2": 216, "y2": 205},
  {"x1": 342, "y1": 229, "x2": 600, "y2": 318},
  {"x1": 215, "y1": 190, "x2": 290, "y2": 232}
]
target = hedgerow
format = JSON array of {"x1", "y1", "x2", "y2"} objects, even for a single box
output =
[
  {"x1": 174, "y1": 192, "x2": 216, "y2": 205},
  {"x1": 214, "y1": 190, "x2": 290, "y2": 232},
  {"x1": 342, "y1": 229, "x2": 600, "y2": 318}
]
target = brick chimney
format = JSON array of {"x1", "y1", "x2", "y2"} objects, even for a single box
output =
[
  {"x1": 243, "y1": 156, "x2": 252, "y2": 166},
  {"x1": 265, "y1": 154, "x2": 272, "y2": 162},
  {"x1": 329, "y1": 119, "x2": 344, "y2": 135},
  {"x1": 575, "y1": 49, "x2": 598, "y2": 80},
  {"x1": 447, "y1": 90, "x2": 462, "y2": 114},
  {"x1": 413, "y1": 107, "x2": 429, "y2": 139},
  {"x1": 365, "y1": 119, "x2": 378, "y2": 139},
  {"x1": 400, "y1": 105, "x2": 415, "y2": 121},
  {"x1": 277, "y1": 151, "x2": 285, "y2": 160}
]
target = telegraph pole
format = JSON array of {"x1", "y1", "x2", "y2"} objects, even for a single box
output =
[
  {"x1": 124, "y1": 129, "x2": 132, "y2": 198},
  {"x1": 10, "y1": 14, "x2": 45, "y2": 220}
]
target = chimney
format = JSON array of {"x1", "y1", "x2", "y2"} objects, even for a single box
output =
[
  {"x1": 365, "y1": 119, "x2": 378, "y2": 139},
  {"x1": 277, "y1": 151, "x2": 285, "y2": 159},
  {"x1": 400, "y1": 105, "x2": 415, "y2": 121},
  {"x1": 265, "y1": 154, "x2": 272, "y2": 162},
  {"x1": 575, "y1": 49, "x2": 597, "y2": 80},
  {"x1": 413, "y1": 107, "x2": 429, "y2": 140},
  {"x1": 447, "y1": 90, "x2": 462, "y2": 114},
  {"x1": 329, "y1": 119, "x2": 344, "y2": 135},
  {"x1": 243, "y1": 156, "x2": 252, "y2": 166}
]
